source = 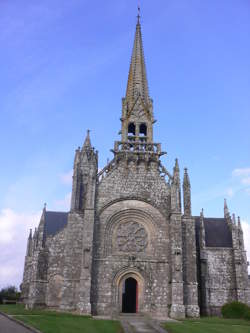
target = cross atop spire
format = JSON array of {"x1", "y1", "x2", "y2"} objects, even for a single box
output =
[
  {"x1": 125, "y1": 9, "x2": 150, "y2": 105},
  {"x1": 137, "y1": 5, "x2": 141, "y2": 23}
]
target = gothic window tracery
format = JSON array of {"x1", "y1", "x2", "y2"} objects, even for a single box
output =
[{"x1": 116, "y1": 221, "x2": 148, "y2": 253}]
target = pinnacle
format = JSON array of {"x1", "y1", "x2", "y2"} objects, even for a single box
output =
[
  {"x1": 183, "y1": 167, "x2": 190, "y2": 186},
  {"x1": 224, "y1": 198, "x2": 230, "y2": 217},
  {"x1": 83, "y1": 129, "x2": 92, "y2": 149},
  {"x1": 200, "y1": 208, "x2": 204, "y2": 217},
  {"x1": 174, "y1": 158, "x2": 180, "y2": 172},
  {"x1": 29, "y1": 229, "x2": 32, "y2": 239}
]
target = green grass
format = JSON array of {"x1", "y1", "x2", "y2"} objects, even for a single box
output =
[
  {"x1": 0, "y1": 304, "x2": 122, "y2": 333},
  {"x1": 164, "y1": 317, "x2": 250, "y2": 333}
]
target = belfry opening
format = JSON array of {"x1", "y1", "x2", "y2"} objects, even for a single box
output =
[{"x1": 122, "y1": 277, "x2": 138, "y2": 313}]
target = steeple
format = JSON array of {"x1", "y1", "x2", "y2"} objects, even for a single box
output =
[
  {"x1": 120, "y1": 10, "x2": 155, "y2": 144},
  {"x1": 125, "y1": 11, "x2": 150, "y2": 105}
]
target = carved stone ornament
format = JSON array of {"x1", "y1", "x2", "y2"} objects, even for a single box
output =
[{"x1": 116, "y1": 221, "x2": 148, "y2": 252}]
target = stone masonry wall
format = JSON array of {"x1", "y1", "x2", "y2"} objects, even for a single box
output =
[
  {"x1": 97, "y1": 160, "x2": 170, "y2": 215},
  {"x1": 93, "y1": 161, "x2": 172, "y2": 317},
  {"x1": 45, "y1": 228, "x2": 67, "y2": 307},
  {"x1": 200, "y1": 248, "x2": 235, "y2": 316}
]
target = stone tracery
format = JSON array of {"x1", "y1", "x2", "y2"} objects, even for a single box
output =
[{"x1": 116, "y1": 221, "x2": 148, "y2": 252}]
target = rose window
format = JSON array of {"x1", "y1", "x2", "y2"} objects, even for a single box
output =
[{"x1": 116, "y1": 221, "x2": 148, "y2": 252}]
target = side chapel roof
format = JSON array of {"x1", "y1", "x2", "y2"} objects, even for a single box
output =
[
  {"x1": 44, "y1": 211, "x2": 68, "y2": 236},
  {"x1": 195, "y1": 216, "x2": 233, "y2": 248}
]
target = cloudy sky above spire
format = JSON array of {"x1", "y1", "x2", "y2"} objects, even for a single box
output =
[{"x1": 0, "y1": 0, "x2": 250, "y2": 287}]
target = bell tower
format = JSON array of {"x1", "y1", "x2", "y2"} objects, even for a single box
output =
[
  {"x1": 113, "y1": 12, "x2": 163, "y2": 161},
  {"x1": 121, "y1": 13, "x2": 155, "y2": 144}
]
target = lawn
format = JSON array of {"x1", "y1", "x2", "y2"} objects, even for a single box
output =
[
  {"x1": 0, "y1": 304, "x2": 122, "y2": 333},
  {"x1": 164, "y1": 317, "x2": 250, "y2": 333}
]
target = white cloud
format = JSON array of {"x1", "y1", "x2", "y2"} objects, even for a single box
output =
[
  {"x1": 245, "y1": 188, "x2": 250, "y2": 196},
  {"x1": 242, "y1": 178, "x2": 250, "y2": 186},
  {"x1": 225, "y1": 187, "x2": 234, "y2": 198},
  {"x1": 54, "y1": 192, "x2": 71, "y2": 211},
  {"x1": 233, "y1": 168, "x2": 250, "y2": 177},
  {"x1": 242, "y1": 221, "x2": 250, "y2": 274},
  {"x1": 59, "y1": 170, "x2": 73, "y2": 185},
  {"x1": 0, "y1": 208, "x2": 41, "y2": 289},
  {"x1": 232, "y1": 168, "x2": 250, "y2": 186}
]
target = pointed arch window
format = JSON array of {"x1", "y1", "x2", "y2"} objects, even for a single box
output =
[
  {"x1": 139, "y1": 123, "x2": 147, "y2": 136},
  {"x1": 128, "y1": 122, "x2": 136, "y2": 137}
]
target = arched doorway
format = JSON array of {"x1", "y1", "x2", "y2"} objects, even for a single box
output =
[{"x1": 122, "y1": 277, "x2": 138, "y2": 313}]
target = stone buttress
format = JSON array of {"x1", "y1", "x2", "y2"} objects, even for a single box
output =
[{"x1": 60, "y1": 132, "x2": 98, "y2": 313}]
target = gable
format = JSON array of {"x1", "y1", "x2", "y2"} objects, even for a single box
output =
[{"x1": 128, "y1": 96, "x2": 150, "y2": 121}]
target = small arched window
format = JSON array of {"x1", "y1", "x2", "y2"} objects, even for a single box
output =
[
  {"x1": 128, "y1": 122, "x2": 136, "y2": 136},
  {"x1": 139, "y1": 123, "x2": 147, "y2": 136}
]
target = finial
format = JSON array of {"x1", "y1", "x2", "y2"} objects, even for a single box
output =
[
  {"x1": 29, "y1": 229, "x2": 32, "y2": 239},
  {"x1": 237, "y1": 216, "x2": 241, "y2": 227},
  {"x1": 137, "y1": 4, "x2": 141, "y2": 23},
  {"x1": 43, "y1": 203, "x2": 47, "y2": 211},
  {"x1": 232, "y1": 213, "x2": 236, "y2": 224},
  {"x1": 200, "y1": 208, "x2": 204, "y2": 217}
]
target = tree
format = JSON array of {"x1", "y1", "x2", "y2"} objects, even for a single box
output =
[{"x1": 0, "y1": 286, "x2": 20, "y2": 304}]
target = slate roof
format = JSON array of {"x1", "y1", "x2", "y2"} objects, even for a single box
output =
[
  {"x1": 42, "y1": 210, "x2": 233, "y2": 247},
  {"x1": 44, "y1": 211, "x2": 68, "y2": 236},
  {"x1": 195, "y1": 216, "x2": 233, "y2": 248}
]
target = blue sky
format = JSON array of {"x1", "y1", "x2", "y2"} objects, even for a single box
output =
[{"x1": 0, "y1": 0, "x2": 250, "y2": 287}]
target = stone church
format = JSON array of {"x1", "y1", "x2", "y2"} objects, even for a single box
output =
[{"x1": 21, "y1": 14, "x2": 250, "y2": 319}]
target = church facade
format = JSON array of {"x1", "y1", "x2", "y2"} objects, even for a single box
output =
[{"x1": 21, "y1": 16, "x2": 250, "y2": 319}]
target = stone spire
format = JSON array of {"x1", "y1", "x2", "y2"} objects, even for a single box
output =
[
  {"x1": 183, "y1": 168, "x2": 191, "y2": 216},
  {"x1": 125, "y1": 12, "x2": 150, "y2": 106}
]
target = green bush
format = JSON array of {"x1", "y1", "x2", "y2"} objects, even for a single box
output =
[
  {"x1": 244, "y1": 308, "x2": 250, "y2": 321},
  {"x1": 221, "y1": 301, "x2": 250, "y2": 320}
]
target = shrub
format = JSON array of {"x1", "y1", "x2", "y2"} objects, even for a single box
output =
[
  {"x1": 221, "y1": 301, "x2": 250, "y2": 320},
  {"x1": 244, "y1": 308, "x2": 250, "y2": 321}
]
